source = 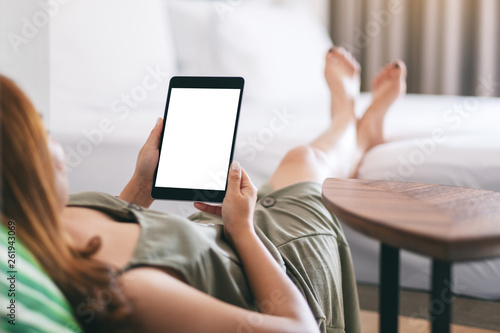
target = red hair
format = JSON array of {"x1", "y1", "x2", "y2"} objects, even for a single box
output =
[{"x1": 0, "y1": 74, "x2": 131, "y2": 332}]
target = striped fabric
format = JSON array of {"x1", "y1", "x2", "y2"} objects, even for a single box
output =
[{"x1": 0, "y1": 223, "x2": 82, "y2": 333}]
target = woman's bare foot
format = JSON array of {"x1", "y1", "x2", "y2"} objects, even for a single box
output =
[
  {"x1": 357, "y1": 60, "x2": 407, "y2": 151},
  {"x1": 309, "y1": 48, "x2": 363, "y2": 178},
  {"x1": 324, "y1": 47, "x2": 361, "y2": 122}
]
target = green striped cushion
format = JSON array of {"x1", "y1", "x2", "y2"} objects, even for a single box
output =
[{"x1": 0, "y1": 222, "x2": 82, "y2": 332}]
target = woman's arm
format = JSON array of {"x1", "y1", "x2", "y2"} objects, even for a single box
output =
[
  {"x1": 122, "y1": 266, "x2": 318, "y2": 333},
  {"x1": 193, "y1": 162, "x2": 319, "y2": 332},
  {"x1": 122, "y1": 163, "x2": 318, "y2": 332},
  {"x1": 119, "y1": 118, "x2": 162, "y2": 208}
]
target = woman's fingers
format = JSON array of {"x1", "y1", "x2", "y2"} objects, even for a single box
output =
[
  {"x1": 240, "y1": 168, "x2": 254, "y2": 189},
  {"x1": 226, "y1": 162, "x2": 256, "y2": 197},
  {"x1": 226, "y1": 161, "x2": 242, "y2": 195},
  {"x1": 193, "y1": 202, "x2": 222, "y2": 217},
  {"x1": 240, "y1": 168, "x2": 257, "y2": 199},
  {"x1": 146, "y1": 117, "x2": 163, "y2": 149}
]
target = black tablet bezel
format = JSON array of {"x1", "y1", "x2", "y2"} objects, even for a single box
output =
[{"x1": 151, "y1": 76, "x2": 244, "y2": 203}]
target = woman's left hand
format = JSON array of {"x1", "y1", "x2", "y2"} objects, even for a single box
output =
[{"x1": 119, "y1": 118, "x2": 163, "y2": 208}]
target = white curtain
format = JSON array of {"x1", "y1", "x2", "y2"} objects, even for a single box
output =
[{"x1": 329, "y1": 0, "x2": 500, "y2": 97}]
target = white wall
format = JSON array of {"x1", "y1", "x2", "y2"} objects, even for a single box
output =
[
  {"x1": 0, "y1": 0, "x2": 50, "y2": 127},
  {"x1": 305, "y1": 0, "x2": 330, "y2": 28}
]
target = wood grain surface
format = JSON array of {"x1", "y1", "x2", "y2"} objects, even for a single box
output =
[
  {"x1": 359, "y1": 310, "x2": 500, "y2": 333},
  {"x1": 321, "y1": 179, "x2": 500, "y2": 261}
]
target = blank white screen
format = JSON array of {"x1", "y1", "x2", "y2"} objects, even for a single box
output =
[{"x1": 155, "y1": 88, "x2": 240, "y2": 190}]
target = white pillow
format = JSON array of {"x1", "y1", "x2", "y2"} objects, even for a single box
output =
[
  {"x1": 356, "y1": 94, "x2": 500, "y2": 192},
  {"x1": 168, "y1": 0, "x2": 332, "y2": 105},
  {"x1": 212, "y1": 0, "x2": 332, "y2": 105},
  {"x1": 357, "y1": 133, "x2": 500, "y2": 192},
  {"x1": 50, "y1": 0, "x2": 176, "y2": 119},
  {"x1": 167, "y1": 0, "x2": 218, "y2": 75}
]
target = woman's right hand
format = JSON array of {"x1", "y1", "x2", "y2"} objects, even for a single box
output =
[{"x1": 194, "y1": 161, "x2": 258, "y2": 244}]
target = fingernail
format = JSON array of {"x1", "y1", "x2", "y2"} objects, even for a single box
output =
[
  {"x1": 231, "y1": 161, "x2": 240, "y2": 171},
  {"x1": 156, "y1": 117, "x2": 162, "y2": 125}
]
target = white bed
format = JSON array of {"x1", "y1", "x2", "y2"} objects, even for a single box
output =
[{"x1": 47, "y1": 0, "x2": 500, "y2": 300}]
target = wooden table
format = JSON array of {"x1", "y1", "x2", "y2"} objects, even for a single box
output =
[{"x1": 321, "y1": 179, "x2": 500, "y2": 333}]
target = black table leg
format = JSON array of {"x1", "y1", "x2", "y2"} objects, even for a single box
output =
[
  {"x1": 431, "y1": 259, "x2": 452, "y2": 333},
  {"x1": 380, "y1": 243, "x2": 400, "y2": 333}
]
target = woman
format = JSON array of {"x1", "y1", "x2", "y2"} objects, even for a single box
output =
[{"x1": 1, "y1": 47, "x2": 406, "y2": 333}]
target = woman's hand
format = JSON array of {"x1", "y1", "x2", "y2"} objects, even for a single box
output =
[
  {"x1": 193, "y1": 162, "x2": 318, "y2": 333},
  {"x1": 119, "y1": 118, "x2": 163, "y2": 208},
  {"x1": 194, "y1": 162, "x2": 258, "y2": 244},
  {"x1": 134, "y1": 117, "x2": 163, "y2": 185}
]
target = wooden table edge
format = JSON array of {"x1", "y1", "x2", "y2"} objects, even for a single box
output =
[{"x1": 321, "y1": 179, "x2": 500, "y2": 261}]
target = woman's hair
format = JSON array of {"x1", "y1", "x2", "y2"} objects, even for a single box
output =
[{"x1": 0, "y1": 75, "x2": 131, "y2": 332}]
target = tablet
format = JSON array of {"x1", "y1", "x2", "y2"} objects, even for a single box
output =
[{"x1": 151, "y1": 76, "x2": 244, "y2": 202}]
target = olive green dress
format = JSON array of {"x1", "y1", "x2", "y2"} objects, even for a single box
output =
[{"x1": 68, "y1": 181, "x2": 361, "y2": 333}]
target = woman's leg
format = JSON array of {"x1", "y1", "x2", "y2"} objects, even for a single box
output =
[
  {"x1": 356, "y1": 60, "x2": 407, "y2": 151},
  {"x1": 269, "y1": 49, "x2": 407, "y2": 190}
]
